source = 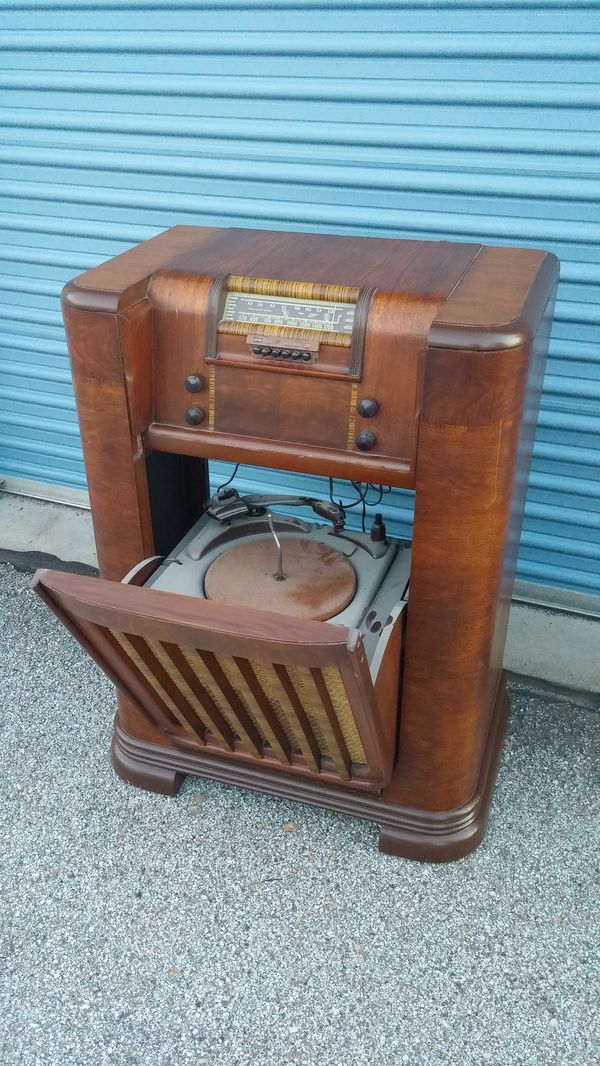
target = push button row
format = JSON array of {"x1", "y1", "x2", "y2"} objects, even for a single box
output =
[{"x1": 252, "y1": 346, "x2": 312, "y2": 362}]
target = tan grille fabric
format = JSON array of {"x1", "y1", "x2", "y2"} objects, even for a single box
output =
[
  {"x1": 110, "y1": 630, "x2": 204, "y2": 744},
  {"x1": 285, "y1": 665, "x2": 365, "y2": 764},
  {"x1": 214, "y1": 654, "x2": 291, "y2": 764},
  {"x1": 247, "y1": 659, "x2": 299, "y2": 746},
  {"x1": 320, "y1": 666, "x2": 366, "y2": 762}
]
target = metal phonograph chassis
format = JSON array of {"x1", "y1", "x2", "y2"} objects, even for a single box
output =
[{"x1": 32, "y1": 226, "x2": 558, "y2": 861}]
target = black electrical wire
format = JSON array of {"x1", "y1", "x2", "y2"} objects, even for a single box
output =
[
  {"x1": 215, "y1": 462, "x2": 240, "y2": 493},
  {"x1": 328, "y1": 477, "x2": 368, "y2": 509},
  {"x1": 328, "y1": 477, "x2": 392, "y2": 531}
]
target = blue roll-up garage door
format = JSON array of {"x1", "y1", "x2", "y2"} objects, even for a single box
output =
[{"x1": 0, "y1": 2, "x2": 598, "y2": 595}]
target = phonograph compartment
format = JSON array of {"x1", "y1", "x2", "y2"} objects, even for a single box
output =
[{"x1": 32, "y1": 225, "x2": 558, "y2": 861}]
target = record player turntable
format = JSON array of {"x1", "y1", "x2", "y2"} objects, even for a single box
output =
[
  {"x1": 143, "y1": 485, "x2": 410, "y2": 660},
  {"x1": 32, "y1": 225, "x2": 558, "y2": 861}
]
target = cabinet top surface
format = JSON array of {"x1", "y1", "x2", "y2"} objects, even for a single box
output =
[{"x1": 67, "y1": 225, "x2": 558, "y2": 350}]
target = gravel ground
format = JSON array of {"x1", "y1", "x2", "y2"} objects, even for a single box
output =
[{"x1": 0, "y1": 562, "x2": 598, "y2": 1066}]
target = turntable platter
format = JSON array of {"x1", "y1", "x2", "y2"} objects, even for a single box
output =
[{"x1": 204, "y1": 536, "x2": 356, "y2": 621}]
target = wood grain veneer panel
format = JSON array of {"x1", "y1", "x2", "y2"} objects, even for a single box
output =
[
  {"x1": 435, "y1": 246, "x2": 547, "y2": 329},
  {"x1": 388, "y1": 341, "x2": 535, "y2": 813},
  {"x1": 165, "y1": 228, "x2": 480, "y2": 295},
  {"x1": 61, "y1": 304, "x2": 155, "y2": 579},
  {"x1": 68, "y1": 226, "x2": 217, "y2": 312}
]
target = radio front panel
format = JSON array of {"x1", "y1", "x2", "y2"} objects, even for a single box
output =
[{"x1": 148, "y1": 271, "x2": 433, "y2": 485}]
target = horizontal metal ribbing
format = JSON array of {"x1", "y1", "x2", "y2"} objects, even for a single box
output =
[
  {"x1": 0, "y1": 71, "x2": 599, "y2": 109},
  {"x1": 1, "y1": 110, "x2": 598, "y2": 157},
  {"x1": 2, "y1": 146, "x2": 599, "y2": 203},
  {"x1": 1, "y1": 186, "x2": 598, "y2": 247},
  {"x1": 2, "y1": 32, "x2": 600, "y2": 60},
  {"x1": 0, "y1": 3, "x2": 597, "y2": 597}
]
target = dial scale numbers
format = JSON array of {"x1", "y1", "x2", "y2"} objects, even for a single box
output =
[{"x1": 222, "y1": 292, "x2": 356, "y2": 334}]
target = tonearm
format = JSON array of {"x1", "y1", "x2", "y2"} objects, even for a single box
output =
[{"x1": 206, "y1": 488, "x2": 346, "y2": 533}]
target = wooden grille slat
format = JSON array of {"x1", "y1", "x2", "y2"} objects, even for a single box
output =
[
  {"x1": 198, "y1": 651, "x2": 265, "y2": 757},
  {"x1": 320, "y1": 666, "x2": 366, "y2": 763},
  {"x1": 94, "y1": 625, "x2": 175, "y2": 734},
  {"x1": 182, "y1": 648, "x2": 264, "y2": 758},
  {"x1": 157, "y1": 642, "x2": 236, "y2": 751},
  {"x1": 219, "y1": 656, "x2": 292, "y2": 765},
  {"x1": 178, "y1": 646, "x2": 239, "y2": 735},
  {"x1": 111, "y1": 631, "x2": 206, "y2": 744},
  {"x1": 109, "y1": 628, "x2": 183, "y2": 734},
  {"x1": 284, "y1": 663, "x2": 347, "y2": 763},
  {"x1": 248, "y1": 658, "x2": 320, "y2": 771},
  {"x1": 302, "y1": 667, "x2": 352, "y2": 780},
  {"x1": 270, "y1": 664, "x2": 322, "y2": 774},
  {"x1": 127, "y1": 634, "x2": 208, "y2": 745}
]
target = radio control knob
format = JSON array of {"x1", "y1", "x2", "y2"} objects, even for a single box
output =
[
  {"x1": 357, "y1": 397, "x2": 379, "y2": 418},
  {"x1": 185, "y1": 374, "x2": 205, "y2": 393},
  {"x1": 356, "y1": 431, "x2": 376, "y2": 451},
  {"x1": 185, "y1": 406, "x2": 205, "y2": 426}
]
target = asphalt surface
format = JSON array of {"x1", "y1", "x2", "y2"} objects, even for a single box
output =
[{"x1": 0, "y1": 562, "x2": 598, "y2": 1066}]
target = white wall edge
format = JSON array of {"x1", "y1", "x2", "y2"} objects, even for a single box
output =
[
  {"x1": 0, "y1": 476, "x2": 90, "y2": 510},
  {"x1": 512, "y1": 579, "x2": 600, "y2": 620},
  {"x1": 506, "y1": 601, "x2": 599, "y2": 696}
]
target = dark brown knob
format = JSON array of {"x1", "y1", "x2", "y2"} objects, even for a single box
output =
[
  {"x1": 357, "y1": 397, "x2": 379, "y2": 418},
  {"x1": 185, "y1": 374, "x2": 205, "y2": 393},
  {"x1": 185, "y1": 406, "x2": 205, "y2": 426},
  {"x1": 356, "y1": 431, "x2": 376, "y2": 451}
]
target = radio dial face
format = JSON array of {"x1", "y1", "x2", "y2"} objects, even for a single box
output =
[{"x1": 222, "y1": 292, "x2": 356, "y2": 334}]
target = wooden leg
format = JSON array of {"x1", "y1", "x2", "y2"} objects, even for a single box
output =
[
  {"x1": 111, "y1": 724, "x2": 186, "y2": 796},
  {"x1": 378, "y1": 676, "x2": 509, "y2": 862},
  {"x1": 377, "y1": 819, "x2": 486, "y2": 863}
]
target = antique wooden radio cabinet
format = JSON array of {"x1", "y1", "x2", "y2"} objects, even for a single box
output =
[{"x1": 33, "y1": 226, "x2": 558, "y2": 861}]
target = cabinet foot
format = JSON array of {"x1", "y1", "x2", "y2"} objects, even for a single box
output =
[{"x1": 111, "y1": 728, "x2": 185, "y2": 797}]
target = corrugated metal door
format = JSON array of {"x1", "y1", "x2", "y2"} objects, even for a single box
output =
[{"x1": 0, "y1": 2, "x2": 598, "y2": 595}]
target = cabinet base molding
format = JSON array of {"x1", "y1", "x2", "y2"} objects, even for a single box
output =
[{"x1": 111, "y1": 676, "x2": 508, "y2": 863}]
